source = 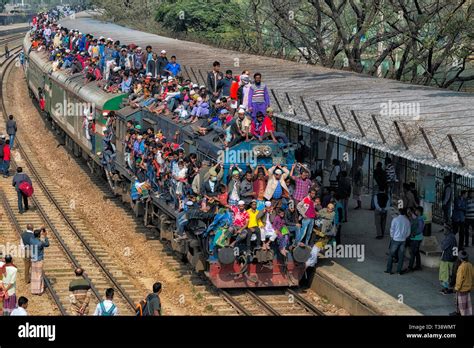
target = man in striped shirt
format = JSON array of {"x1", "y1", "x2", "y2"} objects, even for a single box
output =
[
  {"x1": 248, "y1": 73, "x2": 270, "y2": 120},
  {"x1": 290, "y1": 163, "x2": 313, "y2": 204}
]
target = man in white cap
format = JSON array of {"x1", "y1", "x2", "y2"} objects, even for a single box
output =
[
  {"x1": 228, "y1": 108, "x2": 251, "y2": 146},
  {"x1": 256, "y1": 201, "x2": 277, "y2": 250},
  {"x1": 228, "y1": 165, "x2": 243, "y2": 206},
  {"x1": 264, "y1": 165, "x2": 290, "y2": 206},
  {"x1": 238, "y1": 75, "x2": 252, "y2": 110},
  {"x1": 157, "y1": 50, "x2": 169, "y2": 77}
]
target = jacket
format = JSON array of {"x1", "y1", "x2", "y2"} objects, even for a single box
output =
[
  {"x1": 207, "y1": 71, "x2": 224, "y2": 94},
  {"x1": 6, "y1": 119, "x2": 17, "y2": 135},
  {"x1": 373, "y1": 168, "x2": 387, "y2": 190},
  {"x1": 30, "y1": 237, "x2": 50, "y2": 262},
  {"x1": 157, "y1": 56, "x2": 169, "y2": 76},
  {"x1": 452, "y1": 197, "x2": 467, "y2": 223},
  {"x1": 441, "y1": 233, "x2": 457, "y2": 262},
  {"x1": 12, "y1": 173, "x2": 32, "y2": 192},
  {"x1": 264, "y1": 166, "x2": 289, "y2": 200},
  {"x1": 454, "y1": 261, "x2": 473, "y2": 292}
]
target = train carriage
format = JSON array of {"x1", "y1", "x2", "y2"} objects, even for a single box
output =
[
  {"x1": 24, "y1": 35, "x2": 125, "y2": 162},
  {"x1": 23, "y1": 33, "x2": 310, "y2": 288}
]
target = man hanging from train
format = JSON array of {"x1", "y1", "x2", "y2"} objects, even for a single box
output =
[{"x1": 248, "y1": 73, "x2": 270, "y2": 120}]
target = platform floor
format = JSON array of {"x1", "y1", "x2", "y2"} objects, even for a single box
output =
[{"x1": 326, "y1": 195, "x2": 473, "y2": 315}]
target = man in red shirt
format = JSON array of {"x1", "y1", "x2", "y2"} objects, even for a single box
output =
[{"x1": 2, "y1": 139, "x2": 10, "y2": 178}]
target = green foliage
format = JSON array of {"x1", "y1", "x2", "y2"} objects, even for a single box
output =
[
  {"x1": 0, "y1": 0, "x2": 9, "y2": 13},
  {"x1": 155, "y1": 0, "x2": 242, "y2": 40}
]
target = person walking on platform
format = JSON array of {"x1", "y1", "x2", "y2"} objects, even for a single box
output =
[
  {"x1": 385, "y1": 208, "x2": 411, "y2": 275},
  {"x1": 6, "y1": 115, "x2": 17, "y2": 149},
  {"x1": 337, "y1": 171, "x2": 351, "y2": 223},
  {"x1": 442, "y1": 176, "x2": 453, "y2": 227},
  {"x1": 374, "y1": 188, "x2": 389, "y2": 239},
  {"x1": 405, "y1": 206, "x2": 424, "y2": 272},
  {"x1": 439, "y1": 227, "x2": 457, "y2": 295},
  {"x1": 352, "y1": 165, "x2": 363, "y2": 210},
  {"x1": 384, "y1": 157, "x2": 397, "y2": 203},
  {"x1": 69, "y1": 268, "x2": 92, "y2": 316},
  {"x1": 12, "y1": 167, "x2": 32, "y2": 214},
  {"x1": 453, "y1": 251, "x2": 473, "y2": 316},
  {"x1": 465, "y1": 190, "x2": 474, "y2": 247},
  {"x1": 30, "y1": 228, "x2": 50, "y2": 295},
  {"x1": 452, "y1": 190, "x2": 468, "y2": 250},
  {"x1": 4, "y1": 43, "x2": 9, "y2": 59}
]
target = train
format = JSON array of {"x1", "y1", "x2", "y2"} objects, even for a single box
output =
[{"x1": 22, "y1": 33, "x2": 310, "y2": 288}]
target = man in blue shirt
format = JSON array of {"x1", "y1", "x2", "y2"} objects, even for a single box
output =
[
  {"x1": 30, "y1": 228, "x2": 50, "y2": 295},
  {"x1": 164, "y1": 55, "x2": 181, "y2": 77}
]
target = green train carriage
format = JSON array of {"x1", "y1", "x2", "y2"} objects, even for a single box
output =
[{"x1": 23, "y1": 35, "x2": 125, "y2": 163}]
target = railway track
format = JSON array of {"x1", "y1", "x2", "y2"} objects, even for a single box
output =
[
  {"x1": 218, "y1": 288, "x2": 325, "y2": 316},
  {"x1": 0, "y1": 41, "x2": 140, "y2": 315},
  {"x1": 0, "y1": 33, "x2": 26, "y2": 45}
]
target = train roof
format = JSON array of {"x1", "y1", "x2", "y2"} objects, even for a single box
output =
[{"x1": 24, "y1": 35, "x2": 125, "y2": 111}]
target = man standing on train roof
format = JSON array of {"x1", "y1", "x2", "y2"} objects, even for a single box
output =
[
  {"x1": 207, "y1": 61, "x2": 224, "y2": 104},
  {"x1": 238, "y1": 75, "x2": 252, "y2": 110},
  {"x1": 248, "y1": 73, "x2": 270, "y2": 120},
  {"x1": 220, "y1": 69, "x2": 234, "y2": 99},
  {"x1": 12, "y1": 167, "x2": 32, "y2": 214},
  {"x1": 157, "y1": 50, "x2": 169, "y2": 78},
  {"x1": 164, "y1": 55, "x2": 181, "y2": 77}
]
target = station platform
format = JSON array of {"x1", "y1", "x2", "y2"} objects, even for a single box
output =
[{"x1": 314, "y1": 194, "x2": 473, "y2": 315}]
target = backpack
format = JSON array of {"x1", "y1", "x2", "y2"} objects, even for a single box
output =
[
  {"x1": 135, "y1": 299, "x2": 148, "y2": 316},
  {"x1": 99, "y1": 301, "x2": 116, "y2": 316},
  {"x1": 19, "y1": 182, "x2": 34, "y2": 197},
  {"x1": 136, "y1": 294, "x2": 157, "y2": 316}
]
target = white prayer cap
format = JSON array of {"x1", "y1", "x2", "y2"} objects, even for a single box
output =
[
  {"x1": 275, "y1": 169, "x2": 283, "y2": 175},
  {"x1": 238, "y1": 200, "x2": 245, "y2": 206},
  {"x1": 265, "y1": 201, "x2": 272, "y2": 207},
  {"x1": 160, "y1": 49, "x2": 166, "y2": 54}
]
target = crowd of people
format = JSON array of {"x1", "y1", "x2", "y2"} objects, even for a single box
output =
[
  {"x1": 26, "y1": 13, "x2": 346, "y2": 264},
  {"x1": 3, "y1": 9, "x2": 470, "y2": 317}
]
